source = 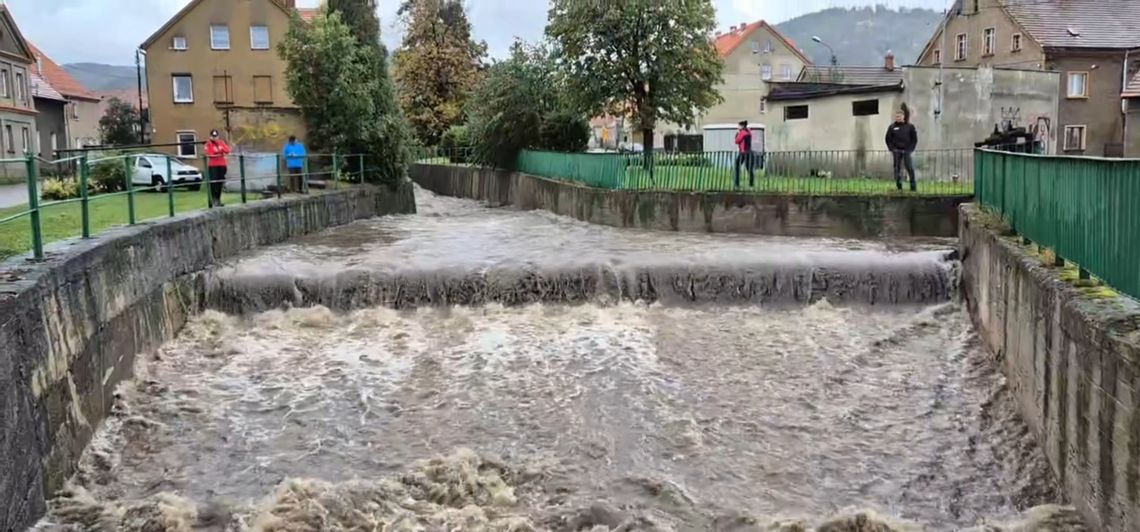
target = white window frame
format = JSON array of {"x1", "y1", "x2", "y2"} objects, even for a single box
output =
[
  {"x1": 70, "y1": 102, "x2": 79, "y2": 119},
  {"x1": 172, "y1": 75, "x2": 194, "y2": 103},
  {"x1": 780, "y1": 64, "x2": 793, "y2": 80},
  {"x1": 1063, "y1": 125, "x2": 1086, "y2": 151},
  {"x1": 20, "y1": 127, "x2": 29, "y2": 153},
  {"x1": 210, "y1": 25, "x2": 230, "y2": 50},
  {"x1": 250, "y1": 25, "x2": 270, "y2": 50},
  {"x1": 955, "y1": 33, "x2": 968, "y2": 61},
  {"x1": 1067, "y1": 72, "x2": 1088, "y2": 98},
  {"x1": 176, "y1": 131, "x2": 198, "y2": 158},
  {"x1": 14, "y1": 72, "x2": 24, "y2": 103},
  {"x1": 172, "y1": 36, "x2": 188, "y2": 51},
  {"x1": 764, "y1": 39, "x2": 773, "y2": 53},
  {"x1": 933, "y1": 49, "x2": 942, "y2": 64},
  {"x1": 1011, "y1": 33, "x2": 1023, "y2": 52},
  {"x1": 0, "y1": 70, "x2": 9, "y2": 98},
  {"x1": 983, "y1": 28, "x2": 996, "y2": 56},
  {"x1": 761, "y1": 63, "x2": 772, "y2": 81}
]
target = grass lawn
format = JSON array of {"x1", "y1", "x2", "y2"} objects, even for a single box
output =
[
  {"x1": 623, "y1": 167, "x2": 974, "y2": 196},
  {"x1": 0, "y1": 190, "x2": 249, "y2": 260}
]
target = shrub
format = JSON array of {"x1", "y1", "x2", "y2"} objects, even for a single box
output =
[
  {"x1": 656, "y1": 153, "x2": 712, "y2": 167},
  {"x1": 537, "y1": 110, "x2": 589, "y2": 153},
  {"x1": 440, "y1": 125, "x2": 472, "y2": 163},
  {"x1": 89, "y1": 155, "x2": 128, "y2": 193},
  {"x1": 40, "y1": 178, "x2": 81, "y2": 200}
]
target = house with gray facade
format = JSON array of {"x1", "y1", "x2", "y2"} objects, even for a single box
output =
[
  {"x1": 0, "y1": 5, "x2": 39, "y2": 180},
  {"x1": 915, "y1": 0, "x2": 1140, "y2": 157},
  {"x1": 764, "y1": 64, "x2": 1059, "y2": 180},
  {"x1": 31, "y1": 72, "x2": 66, "y2": 162}
]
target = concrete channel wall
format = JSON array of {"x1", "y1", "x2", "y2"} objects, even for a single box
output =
[
  {"x1": 411, "y1": 163, "x2": 970, "y2": 238},
  {"x1": 960, "y1": 204, "x2": 1140, "y2": 531},
  {"x1": 0, "y1": 183, "x2": 415, "y2": 530}
]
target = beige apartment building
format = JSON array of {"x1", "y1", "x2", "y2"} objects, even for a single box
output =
[
  {"x1": 699, "y1": 20, "x2": 813, "y2": 129},
  {"x1": 915, "y1": 0, "x2": 1140, "y2": 157},
  {"x1": 141, "y1": 0, "x2": 317, "y2": 161}
]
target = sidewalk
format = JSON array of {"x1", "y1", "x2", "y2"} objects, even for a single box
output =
[{"x1": 0, "y1": 183, "x2": 36, "y2": 209}]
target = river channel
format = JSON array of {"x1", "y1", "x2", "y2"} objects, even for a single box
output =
[{"x1": 32, "y1": 188, "x2": 1081, "y2": 531}]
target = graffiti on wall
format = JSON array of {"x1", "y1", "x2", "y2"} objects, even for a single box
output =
[
  {"x1": 220, "y1": 108, "x2": 302, "y2": 152},
  {"x1": 983, "y1": 106, "x2": 1051, "y2": 153}
]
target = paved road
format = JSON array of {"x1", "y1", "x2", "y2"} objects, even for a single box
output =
[{"x1": 0, "y1": 183, "x2": 35, "y2": 209}]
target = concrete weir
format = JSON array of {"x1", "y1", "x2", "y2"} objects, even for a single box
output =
[
  {"x1": 960, "y1": 204, "x2": 1140, "y2": 531},
  {"x1": 411, "y1": 163, "x2": 971, "y2": 238},
  {"x1": 0, "y1": 184, "x2": 415, "y2": 530}
]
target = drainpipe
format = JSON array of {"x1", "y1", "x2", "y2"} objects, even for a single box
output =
[
  {"x1": 1122, "y1": 49, "x2": 1131, "y2": 152},
  {"x1": 136, "y1": 49, "x2": 147, "y2": 144}
]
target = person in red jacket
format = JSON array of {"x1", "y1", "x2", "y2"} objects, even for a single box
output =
[
  {"x1": 734, "y1": 120, "x2": 755, "y2": 188},
  {"x1": 204, "y1": 129, "x2": 231, "y2": 207}
]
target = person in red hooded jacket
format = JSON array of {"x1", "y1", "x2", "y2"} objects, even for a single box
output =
[
  {"x1": 733, "y1": 121, "x2": 755, "y2": 188},
  {"x1": 204, "y1": 129, "x2": 231, "y2": 207}
]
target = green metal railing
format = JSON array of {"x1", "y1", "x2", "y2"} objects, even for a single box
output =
[
  {"x1": 0, "y1": 151, "x2": 375, "y2": 261},
  {"x1": 417, "y1": 147, "x2": 975, "y2": 196},
  {"x1": 976, "y1": 148, "x2": 1140, "y2": 299}
]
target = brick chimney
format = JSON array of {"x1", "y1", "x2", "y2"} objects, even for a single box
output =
[{"x1": 884, "y1": 52, "x2": 896, "y2": 72}]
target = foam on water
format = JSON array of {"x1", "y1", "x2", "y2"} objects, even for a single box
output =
[{"x1": 34, "y1": 302, "x2": 1081, "y2": 531}]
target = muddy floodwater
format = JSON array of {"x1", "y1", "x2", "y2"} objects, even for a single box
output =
[{"x1": 32, "y1": 189, "x2": 1082, "y2": 531}]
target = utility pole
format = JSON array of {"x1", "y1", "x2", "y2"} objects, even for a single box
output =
[{"x1": 135, "y1": 49, "x2": 147, "y2": 144}]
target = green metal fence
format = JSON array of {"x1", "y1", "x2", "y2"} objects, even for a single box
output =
[
  {"x1": 0, "y1": 151, "x2": 373, "y2": 261},
  {"x1": 975, "y1": 148, "x2": 1140, "y2": 299},
  {"x1": 511, "y1": 148, "x2": 973, "y2": 195}
]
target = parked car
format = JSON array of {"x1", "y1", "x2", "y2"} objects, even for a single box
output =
[{"x1": 131, "y1": 154, "x2": 203, "y2": 191}]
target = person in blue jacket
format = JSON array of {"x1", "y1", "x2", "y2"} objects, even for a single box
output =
[{"x1": 282, "y1": 135, "x2": 307, "y2": 192}]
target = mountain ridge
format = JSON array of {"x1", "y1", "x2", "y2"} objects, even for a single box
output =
[{"x1": 775, "y1": 6, "x2": 943, "y2": 67}]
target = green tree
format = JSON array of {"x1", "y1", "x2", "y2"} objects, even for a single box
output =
[
  {"x1": 326, "y1": 0, "x2": 381, "y2": 48},
  {"x1": 280, "y1": 9, "x2": 410, "y2": 187},
  {"x1": 393, "y1": 0, "x2": 487, "y2": 145},
  {"x1": 546, "y1": 0, "x2": 724, "y2": 160},
  {"x1": 466, "y1": 42, "x2": 558, "y2": 169},
  {"x1": 98, "y1": 97, "x2": 139, "y2": 146}
]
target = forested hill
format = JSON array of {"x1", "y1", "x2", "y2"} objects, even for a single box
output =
[{"x1": 775, "y1": 6, "x2": 943, "y2": 67}]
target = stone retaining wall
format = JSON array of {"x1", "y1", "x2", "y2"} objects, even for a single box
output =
[
  {"x1": 959, "y1": 204, "x2": 1140, "y2": 531},
  {"x1": 0, "y1": 183, "x2": 415, "y2": 530},
  {"x1": 412, "y1": 164, "x2": 969, "y2": 238}
]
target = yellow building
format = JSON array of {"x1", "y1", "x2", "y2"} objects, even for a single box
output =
[
  {"x1": 698, "y1": 20, "x2": 814, "y2": 130},
  {"x1": 140, "y1": 0, "x2": 317, "y2": 160}
]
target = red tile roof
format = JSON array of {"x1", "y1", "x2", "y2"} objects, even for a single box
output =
[
  {"x1": 25, "y1": 42, "x2": 99, "y2": 102},
  {"x1": 297, "y1": 8, "x2": 320, "y2": 22},
  {"x1": 714, "y1": 20, "x2": 812, "y2": 65}
]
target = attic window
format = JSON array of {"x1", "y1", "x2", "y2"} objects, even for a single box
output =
[{"x1": 172, "y1": 36, "x2": 187, "y2": 50}]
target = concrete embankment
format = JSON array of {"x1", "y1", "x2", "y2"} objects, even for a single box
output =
[
  {"x1": 960, "y1": 204, "x2": 1140, "y2": 531},
  {"x1": 0, "y1": 183, "x2": 415, "y2": 530},
  {"x1": 411, "y1": 163, "x2": 970, "y2": 238}
]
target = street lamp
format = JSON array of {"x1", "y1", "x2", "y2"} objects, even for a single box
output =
[{"x1": 811, "y1": 36, "x2": 838, "y2": 67}]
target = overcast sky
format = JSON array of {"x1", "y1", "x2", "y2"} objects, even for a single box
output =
[{"x1": 6, "y1": 0, "x2": 948, "y2": 66}]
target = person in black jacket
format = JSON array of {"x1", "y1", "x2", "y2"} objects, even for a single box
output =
[{"x1": 885, "y1": 108, "x2": 918, "y2": 191}]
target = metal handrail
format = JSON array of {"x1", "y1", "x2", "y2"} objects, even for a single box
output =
[{"x1": 1, "y1": 151, "x2": 373, "y2": 261}]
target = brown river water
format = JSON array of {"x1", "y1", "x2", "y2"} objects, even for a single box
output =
[{"x1": 31, "y1": 188, "x2": 1083, "y2": 531}]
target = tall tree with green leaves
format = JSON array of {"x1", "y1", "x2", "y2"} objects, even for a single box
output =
[
  {"x1": 393, "y1": 0, "x2": 487, "y2": 145},
  {"x1": 98, "y1": 97, "x2": 140, "y2": 146},
  {"x1": 325, "y1": 0, "x2": 381, "y2": 48},
  {"x1": 546, "y1": 0, "x2": 724, "y2": 159},
  {"x1": 279, "y1": 10, "x2": 410, "y2": 187},
  {"x1": 466, "y1": 40, "x2": 588, "y2": 168}
]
